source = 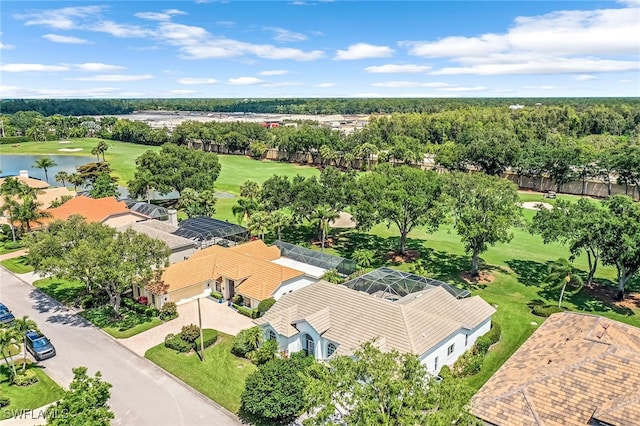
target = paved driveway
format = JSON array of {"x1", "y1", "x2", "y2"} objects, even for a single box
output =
[
  {"x1": 0, "y1": 268, "x2": 240, "y2": 426},
  {"x1": 120, "y1": 298, "x2": 255, "y2": 356}
]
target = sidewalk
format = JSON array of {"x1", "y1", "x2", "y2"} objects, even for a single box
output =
[
  {"x1": 119, "y1": 297, "x2": 254, "y2": 356},
  {"x1": 0, "y1": 403, "x2": 56, "y2": 426},
  {"x1": 0, "y1": 249, "x2": 27, "y2": 262}
]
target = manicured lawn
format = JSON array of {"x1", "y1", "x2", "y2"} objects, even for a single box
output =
[
  {"x1": 0, "y1": 364, "x2": 64, "y2": 420},
  {"x1": 145, "y1": 331, "x2": 256, "y2": 413},
  {"x1": 33, "y1": 277, "x2": 85, "y2": 306},
  {"x1": 80, "y1": 306, "x2": 163, "y2": 339},
  {"x1": 0, "y1": 256, "x2": 34, "y2": 274},
  {"x1": 0, "y1": 241, "x2": 24, "y2": 255}
]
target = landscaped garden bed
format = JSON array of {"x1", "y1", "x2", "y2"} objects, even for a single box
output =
[
  {"x1": 0, "y1": 256, "x2": 34, "y2": 274},
  {"x1": 0, "y1": 364, "x2": 64, "y2": 420}
]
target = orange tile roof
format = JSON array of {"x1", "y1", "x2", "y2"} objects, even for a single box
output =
[
  {"x1": 153, "y1": 241, "x2": 304, "y2": 300},
  {"x1": 227, "y1": 239, "x2": 281, "y2": 261},
  {"x1": 44, "y1": 196, "x2": 146, "y2": 224},
  {"x1": 470, "y1": 312, "x2": 640, "y2": 426}
]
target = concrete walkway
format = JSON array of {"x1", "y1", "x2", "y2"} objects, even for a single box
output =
[
  {"x1": 0, "y1": 249, "x2": 27, "y2": 262},
  {"x1": 119, "y1": 297, "x2": 254, "y2": 356}
]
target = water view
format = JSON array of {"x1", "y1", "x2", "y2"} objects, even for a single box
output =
[{"x1": 0, "y1": 154, "x2": 93, "y2": 183}]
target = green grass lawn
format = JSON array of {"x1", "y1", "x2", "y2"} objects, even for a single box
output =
[
  {"x1": 33, "y1": 277, "x2": 85, "y2": 306},
  {"x1": 80, "y1": 306, "x2": 163, "y2": 339},
  {"x1": 0, "y1": 256, "x2": 34, "y2": 274},
  {"x1": 0, "y1": 241, "x2": 24, "y2": 255},
  {"x1": 0, "y1": 364, "x2": 64, "y2": 420},
  {"x1": 145, "y1": 331, "x2": 256, "y2": 413}
]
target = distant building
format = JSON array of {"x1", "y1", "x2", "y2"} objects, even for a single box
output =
[{"x1": 509, "y1": 104, "x2": 525, "y2": 110}]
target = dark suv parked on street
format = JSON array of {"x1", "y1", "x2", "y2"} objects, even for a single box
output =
[
  {"x1": 0, "y1": 303, "x2": 15, "y2": 325},
  {"x1": 25, "y1": 331, "x2": 56, "y2": 361}
]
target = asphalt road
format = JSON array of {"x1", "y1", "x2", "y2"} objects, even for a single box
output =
[{"x1": 0, "y1": 268, "x2": 240, "y2": 426}]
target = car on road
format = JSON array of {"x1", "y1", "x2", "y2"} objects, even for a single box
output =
[
  {"x1": 25, "y1": 330, "x2": 56, "y2": 361},
  {"x1": 0, "y1": 302, "x2": 15, "y2": 325}
]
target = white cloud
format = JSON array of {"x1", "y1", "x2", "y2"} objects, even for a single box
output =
[
  {"x1": 0, "y1": 42, "x2": 14, "y2": 50},
  {"x1": 135, "y1": 9, "x2": 186, "y2": 21},
  {"x1": 177, "y1": 77, "x2": 219, "y2": 85},
  {"x1": 0, "y1": 85, "x2": 120, "y2": 98},
  {"x1": 42, "y1": 34, "x2": 92, "y2": 44},
  {"x1": 335, "y1": 43, "x2": 394, "y2": 60},
  {"x1": 403, "y1": 4, "x2": 640, "y2": 76},
  {"x1": 372, "y1": 81, "x2": 451, "y2": 88},
  {"x1": 228, "y1": 77, "x2": 267, "y2": 85},
  {"x1": 436, "y1": 86, "x2": 487, "y2": 92},
  {"x1": 523, "y1": 85, "x2": 564, "y2": 90},
  {"x1": 259, "y1": 70, "x2": 289, "y2": 76},
  {"x1": 619, "y1": 79, "x2": 633, "y2": 83},
  {"x1": 365, "y1": 64, "x2": 431, "y2": 74},
  {"x1": 573, "y1": 74, "x2": 597, "y2": 81},
  {"x1": 165, "y1": 89, "x2": 199, "y2": 95},
  {"x1": 73, "y1": 74, "x2": 154, "y2": 82},
  {"x1": 15, "y1": 5, "x2": 103, "y2": 30},
  {"x1": 266, "y1": 27, "x2": 307, "y2": 42},
  {"x1": 216, "y1": 21, "x2": 235, "y2": 27},
  {"x1": 0, "y1": 63, "x2": 70, "y2": 72},
  {"x1": 314, "y1": 82, "x2": 337, "y2": 88},
  {"x1": 397, "y1": 92, "x2": 458, "y2": 98},
  {"x1": 74, "y1": 63, "x2": 126, "y2": 72},
  {"x1": 262, "y1": 81, "x2": 304, "y2": 87},
  {"x1": 92, "y1": 21, "x2": 153, "y2": 38},
  {"x1": 351, "y1": 92, "x2": 385, "y2": 97}
]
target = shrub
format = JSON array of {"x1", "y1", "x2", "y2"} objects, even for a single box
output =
[
  {"x1": 474, "y1": 336, "x2": 492, "y2": 355},
  {"x1": 80, "y1": 295, "x2": 96, "y2": 310},
  {"x1": 485, "y1": 321, "x2": 501, "y2": 345},
  {"x1": 180, "y1": 324, "x2": 201, "y2": 343},
  {"x1": 451, "y1": 351, "x2": 484, "y2": 378},
  {"x1": 257, "y1": 298, "x2": 276, "y2": 314},
  {"x1": 3, "y1": 241, "x2": 23, "y2": 250},
  {"x1": 232, "y1": 327, "x2": 262, "y2": 358},
  {"x1": 164, "y1": 333, "x2": 192, "y2": 353},
  {"x1": 532, "y1": 305, "x2": 566, "y2": 317},
  {"x1": 194, "y1": 329, "x2": 218, "y2": 351},
  {"x1": 145, "y1": 307, "x2": 159, "y2": 317},
  {"x1": 210, "y1": 291, "x2": 223, "y2": 300},
  {"x1": 0, "y1": 397, "x2": 9, "y2": 408},
  {"x1": 237, "y1": 305, "x2": 259, "y2": 319},
  {"x1": 248, "y1": 339, "x2": 278, "y2": 366},
  {"x1": 231, "y1": 294, "x2": 243, "y2": 305},
  {"x1": 159, "y1": 302, "x2": 178, "y2": 320},
  {"x1": 13, "y1": 369, "x2": 39, "y2": 386}
]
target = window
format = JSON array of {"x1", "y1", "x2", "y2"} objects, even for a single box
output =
[
  {"x1": 465, "y1": 334, "x2": 469, "y2": 347},
  {"x1": 151, "y1": 294, "x2": 156, "y2": 304},
  {"x1": 434, "y1": 356, "x2": 439, "y2": 371},
  {"x1": 243, "y1": 297, "x2": 251, "y2": 308},
  {"x1": 447, "y1": 344, "x2": 455, "y2": 356},
  {"x1": 268, "y1": 330, "x2": 276, "y2": 341},
  {"x1": 304, "y1": 334, "x2": 315, "y2": 356},
  {"x1": 215, "y1": 280, "x2": 222, "y2": 292},
  {"x1": 327, "y1": 343, "x2": 337, "y2": 357}
]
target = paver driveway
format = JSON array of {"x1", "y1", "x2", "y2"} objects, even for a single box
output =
[{"x1": 120, "y1": 298, "x2": 254, "y2": 356}]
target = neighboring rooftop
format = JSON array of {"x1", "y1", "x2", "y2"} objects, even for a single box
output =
[
  {"x1": 0, "y1": 174, "x2": 49, "y2": 189},
  {"x1": 470, "y1": 312, "x2": 640, "y2": 426},
  {"x1": 118, "y1": 220, "x2": 194, "y2": 250},
  {"x1": 45, "y1": 196, "x2": 149, "y2": 225},
  {"x1": 256, "y1": 280, "x2": 495, "y2": 357},
  {"x1": 173, "y1": 217, "x2": 249, "y2": 247},
  {"x1": 343, "y1": 267, "x2": 470, "y2": 301},
  {"x1": 273, "y1": 240, "x2": 356, "y2": 275}
]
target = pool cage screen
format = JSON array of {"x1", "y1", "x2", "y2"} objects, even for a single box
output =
[
  {"x1": 173, "y1": 217, "x2": 250, "y2": 248},
  {"x1": 342, "y1": 267, "x2": 470, "y2": 302},
  {"x1": 273, "y1": 240, "x2": 356, "y2": 275}
]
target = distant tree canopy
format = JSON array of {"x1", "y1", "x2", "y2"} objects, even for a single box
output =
[{"x1": 128, "y1": 143, "x2": 221, "y2": 196}]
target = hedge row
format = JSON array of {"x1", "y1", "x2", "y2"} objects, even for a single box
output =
[
  {"x1": 532, "y1": 305, "x2": 566, "y2": 317},
  {"x1": 233, "y1": 304, "x2": 260, "y2": 319},
  {"x1": 195, "y1": 329, "x2": 218, "y2": 351}
]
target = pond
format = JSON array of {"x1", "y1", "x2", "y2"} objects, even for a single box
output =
[{"x1": 0, "y1": 154, "x2": 94, "y2": 183}]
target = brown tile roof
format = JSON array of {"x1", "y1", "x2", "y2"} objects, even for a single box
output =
[
  {"x1": 228, "y1": 239, "x2": 281, "y2": 261},
  {"x1": 45, "y1": 196, "x2": 147, "y2": 224},
  {"x1": 0, "y1": 176, "x2": 49, "y2": 189},
  {"x1": 255, "y1": 281, "x2": 495, "y2": 357},
  {"x1": 470, "y1": 312, "x2": 640, "y2": 426},
  {"x1": 150, "y1": 241, "x2": 304, "y2": 300}
]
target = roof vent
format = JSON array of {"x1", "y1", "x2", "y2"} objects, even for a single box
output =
[
  {"x1": 547, "y1": 359, "x2": 552, "y2": 364},
  {"x1": 596, "y1": 330, "x2": 604, "y2": 339},
  {"x1": 602, "y1": 323, "x2": 610, "y2": 330}
]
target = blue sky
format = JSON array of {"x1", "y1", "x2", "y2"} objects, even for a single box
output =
[{"x1": 1, "y1": 1, "x2": 639, "y2": 98}]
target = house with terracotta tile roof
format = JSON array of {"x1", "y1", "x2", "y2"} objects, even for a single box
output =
[
  {"x1": 255, "y1": 280, "x2": 496, "y2": 371},
  {"x1": 470, "y1": 312, "x2": 640, "y2": 426},
  {"x1": 43, "y1": 196, "x2": 149, "y2": 228},
  {"x1": 139, "y1": 239, "x2": 320, "y2": 310}
]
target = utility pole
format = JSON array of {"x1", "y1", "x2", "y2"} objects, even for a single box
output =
[{"x1": 197, "y1": 297, "x2": 205, "y2": 362}]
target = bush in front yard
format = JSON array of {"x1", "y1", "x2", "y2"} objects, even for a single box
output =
[
  {"x1": 232, "y1": 327, "x2": 262, "y2": 358},
  {"x1": 164, "y1": 333, "x2": 192, "y2": 353},
  {"x1": 194, "y1": 329, "x2": 218, "y2": 351},
  {"x1": 210, "y1": 291, "x2": 223, "y2": 300},
  {"x1": 159, "y1": 302, "x2": 178, "y2": 320},
  {"x1": 257, "y1": 298, "x2": 276, "y2": 315},
  {"x1": 532, "y1": 305, "x2": 566, "y2": 317},
  {"x1": 248, "y1": 339, "x2": 278, "y2": 366},
  {"x1": 0, "y1": 397, "x2": 9, "y2": 408},
  {"x1": 180, "y1": 324, "x2": 200, "y2": 343},
  {"x1": 13, "y1": 369, "x2": 39, "y2": 386}
]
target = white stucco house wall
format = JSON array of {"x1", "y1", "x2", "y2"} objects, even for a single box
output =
[{"x1": 255, "y1": 281, "x2": 496, "y2": 374}]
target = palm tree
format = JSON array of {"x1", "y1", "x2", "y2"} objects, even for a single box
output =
[
  {"x1": 239, "y1": 180, "x2": 260, "y2": 200},
  {"x1": 54, "y1": 171, "x2": 70, "y2": 187},
  {"x1": 232, "y1": 198, "x2": 259, "y2": 226},
  {"x1": 33, "y1": 157, "x2": 57, "y2": 183},
  {"x1": 15, "y1": 195, "x2": 51, "y2": 233},
  {"x1": 311, "y1": 205, "x2": 339, "y2": 252},
  {"x1": 248, "y1": 211, "x2": 270, "y2": 240},
  {"x1": 97, "y1": 140, "x2": 109, "y2": 161},
  {"x1": 91, "y1": 146, "x2": 101, "y2": 162},
  {"x1": 268, "y1": 209, "x2": 290, "y2": 241},
  {"x1": 68, "y1": 173, "x2": 85, "y2": 191},
  {"x1": 1, "y1": 195, "x2": 19, "y2": 242},
  {"x1": 12, "y1": 316, "x2": 38, "y2": 371},
  {"x1": 0, "y1": 328, "x2": 18, "y2": 379},
  {"x1": 545, "y1": 258, "x2": 585, "y2": 308}
]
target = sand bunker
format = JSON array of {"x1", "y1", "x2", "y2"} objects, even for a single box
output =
[
  {"x1": 521, "y1": 201, "x2": 553, "y2": 211},
  {"x1": 58, "y1": 148, "x2": 84, "y2": 152},
  {"x1": 58, "y1": 140, "x2": 71, "y2": 144}
]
